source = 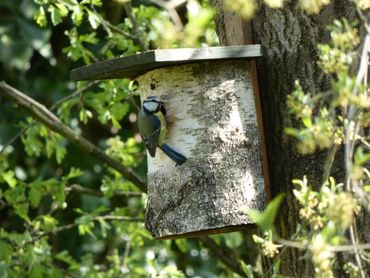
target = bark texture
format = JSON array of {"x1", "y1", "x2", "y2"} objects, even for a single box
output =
[
  {"x1": 137, "y1": 60, "x2": 266, "y2": 239},
  {"x1": 252, "y1": 2, "x2": 360, "y2": 277}
]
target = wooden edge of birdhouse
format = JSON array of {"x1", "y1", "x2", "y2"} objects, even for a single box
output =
[
  {"x1": 70, "y1": 45, "x2": 262, "y2": 81},
  {"x1": 155, "y1": 224, "x2": 257, "y2": 240}
]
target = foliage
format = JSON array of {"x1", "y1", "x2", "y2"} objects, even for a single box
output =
[
  {"x1": 0, "y1": 0, "x2": 231, "y2": 277},
  {"x1": 1, "y1": 0, "x2": 369, "y2": 277}
]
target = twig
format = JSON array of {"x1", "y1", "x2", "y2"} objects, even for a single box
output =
[
  {"x1": 0, "y1": 125, "x2": 31, "y2": 155},
  {"x1": 123, "y1": 2, "x2": 148, "y2": 51},
  {"x1": 90, "y1": 3, "x2": 113, "y2": 38},
  {"x1": 122, "y1": 236, "x2": 132, "y2": 269},
  {"x1": 0, "y1": 81, "x2": 147, "y2": 193},
  {"x1": 105, "y1": 21, "x2": 138, "y2": 41},
  {"x1": 308, "y1": 89, "x2": 335, "y2": 104},
  {"x1": 66, "y1": 184, "x2": 143, "y2": 198},
  {"x1": 358, "y1": 136, "x2": 370, "y2": 150},
  {"x1": 344, "y1": 30, "x2": 369, "y2": 278},
  {"x1": 356, "y1": 6, "x2": 370, "y2": 34},
  {"x1": 199, "y1": 236, "x2": 247, "y2": 277},
  {"x1": 26, "y1": 214, "x2": 143, "y2": 245},
  {"x1": 95, "y1": 215, "x2": 143, "y2": 221},
  {"x1": 278, "y1": 239, "x2": 370, "y2": 253},
  {"x1": 150, "y1": 0, "x2": 185, "y2": 31},
  {"x1": 49, "y1": 81, "x2": 100, "y2": 111}
]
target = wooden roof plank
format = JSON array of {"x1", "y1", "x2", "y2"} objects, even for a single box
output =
[{"x1": 70, "y1": 45, "x2": 261, "y2": 81}]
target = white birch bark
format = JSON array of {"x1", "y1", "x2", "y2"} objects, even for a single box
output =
[{"x1": 137, "y1": 60, "x2": 266, "y2": 239}]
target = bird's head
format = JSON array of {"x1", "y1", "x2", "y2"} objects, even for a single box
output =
[{"x1": 142, "y1": 96, "x2": 165, "y2": 115}]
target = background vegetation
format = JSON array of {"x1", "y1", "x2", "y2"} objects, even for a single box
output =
[{"x1": 0, "y1": 0, "x2": 369, "y2": 277}]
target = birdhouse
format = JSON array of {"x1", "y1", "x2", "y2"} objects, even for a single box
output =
[{"x1": 71, "y1": 45, "x2": 267, "y2": 239}]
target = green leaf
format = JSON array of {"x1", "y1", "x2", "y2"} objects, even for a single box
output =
[
  {"x1": 55, "y1": 143, "x2": 66, "y2": 164},
  {"x1": 354, "y1": 147, "x2": 370, "y2": 166},
  {"x1": 79, "y1": 108, "x2": 93, "y2": 124},
  {"x1": 87, "y1": 10, "x2": 101, "y2": 29},
  {"x1": 98, "y1": 218, "x2": 111, "y2": 238},
  {"x1": 81, "y1": 0, "x2": 102, "y2": 6},
  {"x1": 240, "y1": 261, "x2": 254, "y2": 278},
  {"x1": 0, "y1": 240, "x2": 13, "y2": 262},
  {"x1": 76, "y1": 214, "x2": 95, "y2": 236},
  {"x1": 175, "y1": 239, "x2": 188, "y2": 253},
  {"x1": 64, "y1": 167, "x2": 83, "y2": 180},
  {"x1": 34, "y1": 7, "x2": 48, "y2": 27},
  {"x1": 53, "y1": 183, "x2": 66, "y2": 208},
  {"x1": 110, "y1": 102, "x2": 129, "y2": 121},
  {"x1": 273, "y1": 258, "x2": 281, "y2": 276},
  {"x1": 55, "y1": 250, "x2": 79, "y2": 268},
  {"x1": 55, "y1": 3, "x2": 69, "y2": 17},
  {"x1": 246, "y1": 194, "x2": 284, "y2": 232},
  {"x1": 80, "y1": 32, "x2": 98, "y2": 44},
  {"x1": 22, "y1": 124, "x2": 43, "y2": 157},
  {"x1": 4, "y1": 185, "x2": 29, "y2": 221},
  {"x1": 41, "y1": 215, "x2": 58, "y2": 231},
  {"x1": 48, "y1": 5, "x2": 63, "y2": 26},
  {"x1": 45, "y1": 138, "x2": 54, "y2": 158},
  {"x1": 62, "y1": 45, "x2": 82, "y2": 61},
  {"x1": 29, "y1": 264, "x2": 44, "y2": 278},
  {"x1": 71, "y1": 5, "x2": 84, "y2": 26},
  {"x1": 3, "y1": 171, "x2": 17, "y2": 188},
  {"x1": 92, "y1": 0, "x2": 103, "y2": 6},
  {"x1": 224, "y1": 232, "x2": 243, "y2": 248},
  {"x1": 29, "y1": 183, "x2": 43, "y2": 208},
  {"x1": 0, "y1": 262, "x2": 7, "y2": 278},
  {"x1": 302, "y1": 117, "x2": 312, "y2": 128},
  {"x1": 284, "y1": 127, "x2": 300, "y2": 137}
]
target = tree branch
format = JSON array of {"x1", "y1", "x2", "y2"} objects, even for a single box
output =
[
  {"x1": 26, "y1": 215, "x2": 143, "y2": 246},
  {"x1": 0, "y1": 80, "x2": 99, "y2": 155},
  {"x1": 123, "y1": 2, "x2": 148, "y2": 51},
  {"x1": 0, "y1": 81, "x2": 147, "y2": 193},
  {"x1": 49, "y1": 81, "x2": 100, "y2": 111},
  {"x1": 66, "y1": 184, "x2": 143, "y2": 198}
]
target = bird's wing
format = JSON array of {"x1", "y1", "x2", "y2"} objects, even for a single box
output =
[{"x1": 138, "y1": 112, "x2": 161, "y2": 157}]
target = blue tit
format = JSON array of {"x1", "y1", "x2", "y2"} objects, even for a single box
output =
[{"x1": 138, "y1": 96, "x2": 187, "y2": 166}]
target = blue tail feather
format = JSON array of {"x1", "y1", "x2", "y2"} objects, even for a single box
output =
[{"x1": 160, "y1": 144, "x2": 187, "y2": 166}]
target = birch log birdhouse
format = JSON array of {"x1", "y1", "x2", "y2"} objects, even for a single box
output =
[{"x1": 71, "y1": 45, "x2": 267, "y2": 239}]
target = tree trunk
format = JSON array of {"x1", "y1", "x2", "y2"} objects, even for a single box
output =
[
  {"x1": 252, "y1": 2, "x2": 363, "y2": 276},
  {"x1": 211, "y1": 0, "x2": 362, "y2": 276}
]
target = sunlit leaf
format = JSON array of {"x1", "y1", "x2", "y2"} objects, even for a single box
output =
[
  {"x1": 247, "y1": 194, "x2": 284, "y2": 232},
  {"x1": 3, "y1": 171, "x2": 17, "y2": 188},
  {"x1": 87, "y1": 10, "x2": 100, "y2": 29}
]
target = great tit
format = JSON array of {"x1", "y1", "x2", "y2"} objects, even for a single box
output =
[{"x1": 138, "y1": 96, "x2": 187, "y2": 166}]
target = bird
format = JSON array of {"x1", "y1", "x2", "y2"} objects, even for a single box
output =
[{"x1": 137, "y1": 96, "x2": 187, "y2": 166}]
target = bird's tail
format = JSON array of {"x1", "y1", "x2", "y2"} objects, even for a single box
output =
[{"x1": 160, "y1": 144, "x2": 187, "y2": 166}]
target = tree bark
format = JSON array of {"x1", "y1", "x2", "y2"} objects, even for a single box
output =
[
  {"x1": 211, "y1": 0, "x2": 362, "y2": 277},
  {"x1": 252, "y1": 2, "x2": 361, "y2": 276}
]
